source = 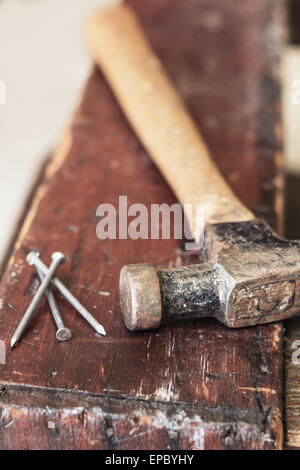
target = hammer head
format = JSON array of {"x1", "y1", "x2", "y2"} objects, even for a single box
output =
[{"x1": 120, "y1": 220, "x2": 300, "y2": 329}]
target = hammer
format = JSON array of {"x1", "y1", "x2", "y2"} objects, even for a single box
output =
[{"x1": 86, "y1": 4, "x2": 300, "y2": 330}]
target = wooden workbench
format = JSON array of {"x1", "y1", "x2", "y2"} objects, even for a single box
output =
[{"x1": 0, "y1": 0, "x2": 286, "y2": 449}]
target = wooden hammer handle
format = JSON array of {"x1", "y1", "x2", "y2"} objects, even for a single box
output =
[{"x1": 86, "y1": 4, "x2": 254, "y2": 229}]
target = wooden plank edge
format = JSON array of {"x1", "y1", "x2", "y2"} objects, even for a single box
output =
[{"x1": 0, "y1": 383, "x2": 282, "y2": 450}]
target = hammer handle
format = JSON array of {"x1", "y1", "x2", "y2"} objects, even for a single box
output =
[{"x1": 86, "y1": 4, "x2": 254, "y2": 231}]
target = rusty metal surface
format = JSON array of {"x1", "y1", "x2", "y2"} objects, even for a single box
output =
[
  {"x1": 120, "y1": 219, "x2": 300, "y2": 329},
  {"x1": 120, "y1": 264, "x2": 162, "y2": 330}
]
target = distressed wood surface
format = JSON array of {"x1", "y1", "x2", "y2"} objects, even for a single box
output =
[
  {"x1": 285, "y1": 176, "x2": 300, "y2": 449},
  {"x1": 285, "y1": 318, "x2": 300, "y2": 448},
  {"x1": 0, "y1": 0, "x2": 285, "y2": 449}
]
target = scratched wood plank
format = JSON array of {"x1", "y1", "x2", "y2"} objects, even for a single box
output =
[
  {"x1": 285, "y1": 318, "x2": 300, "y2": 448},
  {"x1": 0, "y1": 0, "x2": 285, "y2": 449},
  {"x1": 284, "y1": 176, "x2": 300, "y2": 449}
]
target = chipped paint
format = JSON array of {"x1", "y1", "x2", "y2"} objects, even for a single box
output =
[
  {"x1": 238, "y1": 386, "x2": 276, "y2": 395},
  {"x1": 154, "y1": 383, "x2": 179, "y2": 402}
]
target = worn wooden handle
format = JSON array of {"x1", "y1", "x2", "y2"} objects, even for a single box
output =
[{"x1": 86, "y1": 3, "x2": 253, "y2": 230}]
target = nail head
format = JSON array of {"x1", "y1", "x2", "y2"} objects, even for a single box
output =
[
  {"x1": 56, "y1": 327, "x2": 72, "y2": 342},
  {"x1": 51, "y1": 252, "x2": 66, "y2": 264},
  {"x1": 26, "y1": 251, "x2": 40, "y2": 266}
]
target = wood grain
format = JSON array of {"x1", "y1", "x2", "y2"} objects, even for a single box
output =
[
  {"x1": 0, "y1": 0, "x2": 285, "y2": 449},
  {"x1": 285, "y1": 318, "x2": 300, "y2": 448},
  {"x1": 128, "y1": 0, "x2": 285, "y2": 232},
  {"x1": 86, "y1": 3, "x2": 253, "y2": 228},
  {"x1": 284, "y1": 175, "x2": 300, "y2": 449}
]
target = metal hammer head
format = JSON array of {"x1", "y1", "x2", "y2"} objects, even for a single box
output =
[{"x1": 120, "y1": 220, "x2": 300, "y2": 329}]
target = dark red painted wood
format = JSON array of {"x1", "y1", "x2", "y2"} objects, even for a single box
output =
[{"x1": 0, "y1": 0, "x2": 285, "y2": 449}]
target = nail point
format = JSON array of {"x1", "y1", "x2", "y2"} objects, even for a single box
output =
[
  {"x1": 97, "y1": 325, "x2": 106, "y2": 336},
  {"x1": 10, "y1": 336, "x2": 18, "y2": 348}
]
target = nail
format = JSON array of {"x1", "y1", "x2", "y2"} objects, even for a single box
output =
[
  {"x1": 10, "y1": 252, "x2": 66, "y2": 348},
  {"x1": 36, "y1": 268, "x2": 72, "y2": 342},
  {"x1": 29, "y1": 256, "x2": 106, "y2": 336}
]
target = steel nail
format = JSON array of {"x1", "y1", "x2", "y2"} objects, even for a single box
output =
[
  {"x1": 10, "y1": 252, "x2": 66, "y2": 348},
  {"x1": 36, "y1": 267, "x2": 72, "y2": 342},
  {"x1": 29, "y1": 256, "x2": 106, "y2": 336}
]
